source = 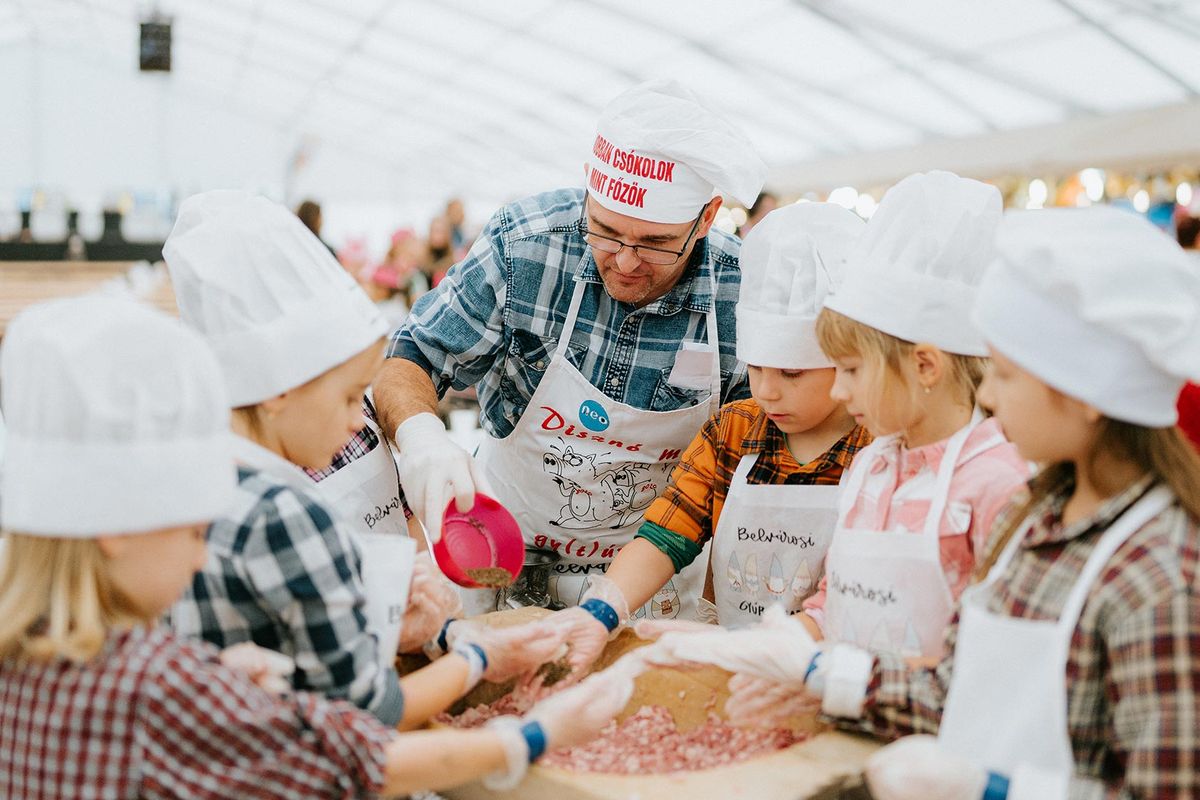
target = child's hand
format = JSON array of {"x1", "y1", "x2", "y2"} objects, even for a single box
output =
[
  {"x1": 398, "y1": 553, "x2": 464, "y2": 654},
  {"x1": 451, "y1": 620, "x2": 568, "y2": 684},
  {"x1": 219, "y1": 642, "x2": 295, "y2": 693}
]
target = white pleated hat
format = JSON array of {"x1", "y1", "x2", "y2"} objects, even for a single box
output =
[
  {"x1": 737, "y1": 203, "x2": 865, "y2": 369},
  {"x1": 164, "y1": 191, "x2": 387, "y2": 407},
  {"x1": 586, "y1": 79, "x2": 767, "y2": 223},
  {"x1": 824, "y1": 171, "x2": 1002, "y2": 356},
  {"x1": 975, "y1": 207, "x2": 1200, "y2": 427},
  {"x1": 1, "y1": 296, "x2": 235, "y2": 536}
]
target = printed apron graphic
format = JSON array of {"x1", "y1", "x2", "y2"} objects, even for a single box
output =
[
  {"x1": 712, "y1": 454, "x2": 839, "y2": 627},
  {"x1": 822, "y1": 414, "x2": 1004, "y2": 659},
  {"x1": 476, "y1": 272, "x2": 721, "y2": 620}
]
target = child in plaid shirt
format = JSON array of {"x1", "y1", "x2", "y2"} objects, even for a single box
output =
[
  {"x1": 544, "y1": 202, "x2": 872, "y2": 674},
  {"x1": 163, "y1": 192, "x2": 568, "y2": 730},
  {"x1": 0, "y1": 296, "x2": 632, "y2": 800}
]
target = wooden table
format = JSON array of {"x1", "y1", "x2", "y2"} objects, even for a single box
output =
[
  {"x1": 0, "y1": 261, "x2": 177, "y2": 337},
  {"x1": 437, "y1": 609, "x2": 883, "y2": 800}
]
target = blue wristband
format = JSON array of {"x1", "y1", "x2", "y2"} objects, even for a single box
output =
[
  {"x1": 803, "y1": 652, "x2": 822, "y2": 684},
  {"x1": 435, "y1": 618, "x2": 454, "y2": 653},
  {"x1": 580, "y1": 598, "x2": 619, "y2": 632},
  {"x1": 466, "y1": 642, "x2": 489, "y2": 672},
  {"x1": 520, "y1": 721, "x2": 547, "y2": 762},
  {"x1": 983, "y1": 771, "x2": 1010, "y2": 800}
]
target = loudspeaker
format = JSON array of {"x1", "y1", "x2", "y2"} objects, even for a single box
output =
[{"x1": 139, "y1": 21, "x2": 172, "y2": 72}]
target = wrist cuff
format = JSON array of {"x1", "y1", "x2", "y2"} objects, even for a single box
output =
[
  {"x1": 520, "y1": 721, "x2": 547, "y2": 762},
  {"x1": 983, "y1": 772, "x2": 1010, "y2": 800},
  {"x1": 1008, "y1": 763, "x2": 1069, "y2": 800},
  {"x1": 422, "y1": 618, "x2": 456, "y2": 660},
  {"x1": 482, "y1": 716, "x2": 530, "y2": 791},
  {"x1": 819, "y1": 644, "x2": 875, "y2": 719},
  {"x1": 453, "y1": 642, "x2": 488, "y2": 692},
  {"x1": 581, "y1": 598, "x2": 619, "y2": 632}
]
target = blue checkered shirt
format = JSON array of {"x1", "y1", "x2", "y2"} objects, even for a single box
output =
[
  {"x1": 169, "y1": 466, "x2": 404, "y2": 726},
  {"x1": 387, "y1": 188, "x2": 751, "y2": 438}
]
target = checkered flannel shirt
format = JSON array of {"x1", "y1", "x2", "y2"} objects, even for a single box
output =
[
  {"x1": 170, "y1": 466, "x2": 404, "y2": 726},
  {"x1": 387, "y1": 188, "x2": 750, "y2": 439},
  {"x1": 0, "y1": 626, "x2": 392, "y2": 799},
  {"x1": 847, "y1": 475, "x2": 1200, "y2": 799}
]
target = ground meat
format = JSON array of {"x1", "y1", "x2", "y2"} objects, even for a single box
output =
[
  {"x1": 437, "y1": 700, "x2": 803, "y2": 775},
  {"x1": 465, "y1": 566, "x2": 515, "y2": 588}
]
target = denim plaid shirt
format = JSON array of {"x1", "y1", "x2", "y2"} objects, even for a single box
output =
[
  {"x1": 170, "y1": 466, "x2": 404, "y2": 727},
  {"x1": 388, "y1": 188, "x2": 751, "y2": 438}
]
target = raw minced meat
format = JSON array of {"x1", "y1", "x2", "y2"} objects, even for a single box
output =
[{"x1": 436, "y1": 698, "x2": 803, "y2": 775}]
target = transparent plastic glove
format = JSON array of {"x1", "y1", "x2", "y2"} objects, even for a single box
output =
[
  {"x1": 523, "y1": 652, "x2": 643, "y2": 750},
  {"x1": 866, "y1": 736, "x2": 989, "y2": 800},
  {"x1": 643, "y1": 604, "x2": 821, "y2": 684},
  {"x1": 552, "y1": 574, "x2": 632, "y2": 680},
  {"x1": 397, "y1": 552, "x2": 464, "y2": 654},
  {"x1": 725, "y1": 673, "x2": 819, "y2": 727},
  {"x1": 219, "y1": 642, "x2": 295, "y2": 693},
  {"x1": 450, "y1": 620, "x2": 570, "y2": 684},
  {"x1": 633, "y1": 617, "x2": 718, "y2": 640},
  {"x1": 393, "y1": 412, "x2": 486, "y2": 542}
]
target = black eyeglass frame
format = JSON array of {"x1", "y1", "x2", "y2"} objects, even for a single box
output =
[{"x1": 579, "y1": 198, "x2": 707, "y2": 266}]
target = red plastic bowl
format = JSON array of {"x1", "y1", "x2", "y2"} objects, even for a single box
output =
[{"x1": 434, "y1": 493, "x2": 525, "y2": 589}]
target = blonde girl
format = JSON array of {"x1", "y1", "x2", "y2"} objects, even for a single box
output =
[
  {"x1": 0, "y1": 296, "x2": 628, "y2": 799},
  {"x1": 798, "y1": 171, "x2": 1029, "y2": 662}
]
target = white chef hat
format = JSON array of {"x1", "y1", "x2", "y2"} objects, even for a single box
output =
[
  {"x1": 586, "y1": 79, "x2": 767, "y2": 223},
  {"x1": 164, "y1": 191, "x2": 388, "y2": 407},
  {"x1": 1, "y1": 296, "x2": 235, "y2": 536},
  {"x1": 975, "y1": 207, "x2": 1200, "y2": 427},
  {"x1": 737, "y1": 203, "x2": 865, "y2": 369},
  {"x1": 823, "y1": 171, "x2": 1002, "y2": 356}
]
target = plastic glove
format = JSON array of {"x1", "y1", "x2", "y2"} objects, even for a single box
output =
[
  {"x1": 523, "y1": 652, "x2": 643, "y2": 750},
  {"x1": 219, "y1": 642, "x2": 295, "y2": 693},
  {"x1": 393, "y1": 412, "x2": 486, "y2": 542},
  {"x1": 550, "y1": 574, "x2": 632, "y2": 680},
  {"x1": 865, "y1": 736, "x2": 989, "y2": 800},
  {"x1": 642, "y1": 604, "x2": 821, "y2": 685},
  {"x1": 449, "y1": 620, "x2": 569, "y2": 684},
  {"x1": 397, "y1": 552, "x2": 464, "y2": 654},
  {"x1": 724, "y1": 673, "x2": 819, "y2": 727},
  {"x1": 633, "y1": 618, "x2": 717, "y2": 639}
]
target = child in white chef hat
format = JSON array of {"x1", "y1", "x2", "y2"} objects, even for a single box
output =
[
  {"x1": 163, "y1": 191, "x2": 563, "y2": 729},
  {"x1": 0, "y1": 296, "x2": 629, "y2": 797},
  {"x1": 857, "y1": 206, "x2": 1200, "y2": 800},
  {"x1": 797, "y1": 171, "x2": 1030, "y2": 660},
  {"x1": 640, "y1": 205, "x2": 1200, "y2": 800},
  {"x1": 556, "y1": 201, "x2": 873, "y2": 670}
]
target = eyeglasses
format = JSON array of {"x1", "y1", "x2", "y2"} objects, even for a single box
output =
[{"x1": 580, "y1": 201, "x2": 705, "y2": 266}]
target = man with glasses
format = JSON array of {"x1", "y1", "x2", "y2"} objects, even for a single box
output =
[{"x1": 374, "y1": 79, "x2": 766, "y2": 624}]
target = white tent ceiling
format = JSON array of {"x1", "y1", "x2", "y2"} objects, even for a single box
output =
[{"x1": 4, "y1": 0, "x2": 1200, "y2": 221}]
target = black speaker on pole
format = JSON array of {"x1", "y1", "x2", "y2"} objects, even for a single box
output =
[{"x1": 139, "y1": 21, "x2": 172, "y2": 72}]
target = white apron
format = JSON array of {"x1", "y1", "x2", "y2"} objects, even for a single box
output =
[
  {"x1": 712, "y1": 453, "x2": 840, "y2": 627},
  {"x1": 234, "y1": 433, "x2": 415, "y2": 669},
  {"x1": 823, "y1": 415, "x2": 1003, "y2": 660},
  {"x1": 476, "y1": 275, "x2": 721, "y2": 620},
  {"x1": 938, "y1": 485, "x2": 1174, "y2": 781}
]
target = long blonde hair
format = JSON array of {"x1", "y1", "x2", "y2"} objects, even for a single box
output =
[
  {"x1": 815, "y1": 308, "x2": 988, "y2": 420},
  {"x1": 0, "y1": 534, "x2": 137, "y2": 663},
  {"x1": 975, "y1": 421, "x2": 1200, "y2": 580}
]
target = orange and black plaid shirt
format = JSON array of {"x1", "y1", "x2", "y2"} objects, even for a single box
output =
[{"x1": 640, "y1": 398, "x2": 872, "y2": 551}]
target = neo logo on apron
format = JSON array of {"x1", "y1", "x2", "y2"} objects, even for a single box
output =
[{"x1": 476, "y1": 270, "x2": 723, "y2": 621}]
